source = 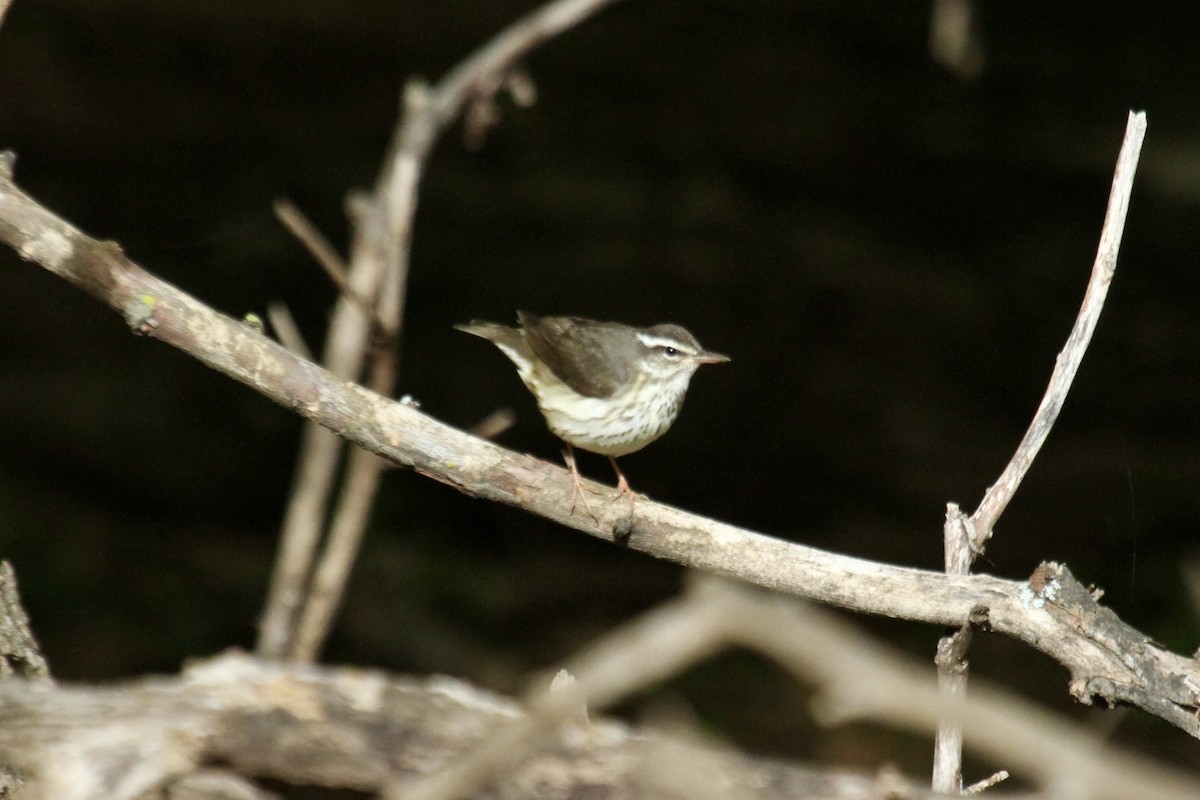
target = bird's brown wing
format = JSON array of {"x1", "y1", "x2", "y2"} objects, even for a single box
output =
[{"x1": 519, "y1": 312, "x2": 630, "y2": 399}]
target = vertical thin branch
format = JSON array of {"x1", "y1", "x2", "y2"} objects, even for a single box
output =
[
  {"x1": 290, "y1": 264, "x2": 406, "y2": 662},
  {"x1": 932, "y1": 504, "x2": 971, "y2": 793},
  {"x1": 256, "y1": 210, "x2": 388, "y2": 659},
  {"x1": 929, "y1": 111, "x2": 1147, "y2": 794},
  {"x1": 968, "y1": 111, "x2": 1146, "y2": 551}
]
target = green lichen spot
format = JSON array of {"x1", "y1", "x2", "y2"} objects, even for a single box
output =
[
  {"x1": 125, "y1": 293, "x2": 160, "y2": 334},
  {"x1": 242, "y1": 312, "x2": 265, "y2": 334}
]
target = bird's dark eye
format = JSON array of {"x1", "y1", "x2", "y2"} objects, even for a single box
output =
[{"x1": 662, "y1": 346, "x2": 679, "y2": 357}]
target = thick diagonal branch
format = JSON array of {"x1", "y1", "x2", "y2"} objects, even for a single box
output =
[{"x1": 1, "y1": 153, "x2": 1196, "y2": 737}]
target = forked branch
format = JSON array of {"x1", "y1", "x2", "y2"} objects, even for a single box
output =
[{"x1": 935, "y1": 112, "x2": 1145, "y2": 790}]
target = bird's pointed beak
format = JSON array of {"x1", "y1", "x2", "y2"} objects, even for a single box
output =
[{"x1": 694, "y1": 350, "x2": 730, "y2": 365}]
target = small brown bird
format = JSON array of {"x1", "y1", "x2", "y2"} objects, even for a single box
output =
[{"x1": 456, "y1": 311, "x2": 729, "y2": 514}]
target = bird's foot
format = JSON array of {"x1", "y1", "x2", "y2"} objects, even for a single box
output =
[
  {"x1": 610, "y1": 463, "x2": 646, "y2": 532},
  {"x1": 563, "y1": 446, "x2": 600, "y2": 522},
  {"x1": 609, "y1": 458, "x2": 646, "y2": 502},
  {"x1": 613, "y1": 473, "x2": 640, "y2": 498},
  {"x1": 569, "y1": 472, "x2": 600, "y2": 522}
]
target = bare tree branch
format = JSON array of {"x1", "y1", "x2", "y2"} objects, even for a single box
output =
[
  {"x1": 4, "y1": 578, "x2": 1194, "y2": 800},
  {"x1": 929, "y1": 112, "x2": 1147, "y2": 788},
  {"x1": 969, "y1": 112, "x2": 1147, "y2": 550},
  {"x1": 713, "y1": 580, "x2": 1200, "y2": 800},
  {"x1": 272, "y1": 198, "x2": 367, "y2": 313},
  {"x1": 0, "y1": 149, "x2": 1196, "y2": 737},
  {"x1": 0, "y1": 650, "x2": 964, "y2": 800},
  {"x1": 932, "y1": 504, "x2": 976, "y2": 792}
]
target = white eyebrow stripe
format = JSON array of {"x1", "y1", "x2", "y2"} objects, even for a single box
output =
[{"x1": 636, "y1": 332, "x2": 691, "y2": 351}]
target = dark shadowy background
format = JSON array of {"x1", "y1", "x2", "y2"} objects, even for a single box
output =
[{"x1": 2, "y1": 0, "x2": 1199, "y2": 779}]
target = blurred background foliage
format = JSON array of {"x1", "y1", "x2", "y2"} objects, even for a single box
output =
[{"x1": 1, "y1": 0, "x2": 1199, "y2": 779}]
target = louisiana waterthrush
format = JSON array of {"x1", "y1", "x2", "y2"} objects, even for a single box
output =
[{"x1": 456, "y1": 311, "x2": 729, "y2": 514}]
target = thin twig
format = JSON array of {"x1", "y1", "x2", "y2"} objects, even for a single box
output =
[
  {"x1": 259, "y1": 197, "x2": 396, "y2": 661},
  {"x1": 260, "y1": 189, "x2": 398, "y2": 661},
  {"x1": 272, "y1": 198, "x2": 367, "y2": 310},
  {"x1": 290, "y1": 260, "x2": 404, "y2": 662},
  {"x1": 932, "y1": 503, "x2": 974, "y2": 792},
  {"x1": 469, "y1": 407, "x2": 518, "y2": 440},
  {"x1": 265, "y1": 300, "x2": 312, "y2": 360},
  {"x1": 963, "y1": 770, "x2": 1009, "y2": 794},
  {"x1": 288, "y1": 447, "x2": 387, "y2": 662},
  {"x1": 258, "y1": 428, "x2": 344, "y2": 657},
  {"x1": 969, "y1": 111, "x2": 1146, "y2": 551}
]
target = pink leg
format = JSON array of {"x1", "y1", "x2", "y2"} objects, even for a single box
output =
[
  {"x1": 563, "y1": 445, "x2": 597, "y2": 519},
  {"x1": 609, "y1": 456, "x2": 638, "y2": 497}
]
